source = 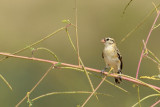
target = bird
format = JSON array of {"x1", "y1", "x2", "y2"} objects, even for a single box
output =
[{"x1": 101, "y1": 37, "x2": 123, "y2": 84}]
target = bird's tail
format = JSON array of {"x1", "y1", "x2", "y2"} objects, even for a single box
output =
[
  {"x1": 115, "y1": 77, "x2": 122, "y2": 84},
  {"x1": 115, "y1": 70, "x2": 122, "y2": 84}
]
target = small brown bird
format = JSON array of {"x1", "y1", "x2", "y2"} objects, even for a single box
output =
[{"x1": 101, "y1": 37, "x2": 123, "y2": 84}]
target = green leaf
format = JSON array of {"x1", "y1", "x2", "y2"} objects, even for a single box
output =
[
  {"x1": 61, "y1": 19, "x2": 71, "y2": 24},
  {"x1": 30, "y1": 47, "x2": 35, "y2": 51}
]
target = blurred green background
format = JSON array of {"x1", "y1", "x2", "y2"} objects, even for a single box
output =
[{"x1": 0, "y1": 0, "x2": 160, "y2": 107}]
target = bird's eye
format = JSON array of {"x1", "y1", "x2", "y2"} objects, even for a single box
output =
[{"x1": 106, "y1": 38, "x2": 109, "y2": 41}]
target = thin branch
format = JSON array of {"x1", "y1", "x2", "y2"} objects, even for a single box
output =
[
  {"x1": 152, "y1": 2, "x2": 159, "y2": 14},
  {"x1": 144, "y1": 55, "x2": 159, "y2": 65},
  {"x1": 31, "y1": 91, "x2": 111, "y2": 102},
  {"x1": 81, "y1": 76, "x2": 106, "y2": 107},
  {"x1": 150, "y1": 99, "x2": 160, "y2": 107},
  {"x1": 132, "y1": 94, "x2": 160, "y2": 107},
  {"x1": 0, "y1": 74, "x2": 12, "y2": 91},
  {"x1": 65, "y1": 29, "x2": 98, "y2": 99},
  {"x1": 122, "y1": 0, "x2": 134, "y2": 14},
  {"x1": 33, "y1": 47, "x2": 59, "y2": 62},
  {"x1": 0, "y1": 26, "x2": 66, "y2": 62},
  {"x1": 142, "y1": 40, "x2": 159, "y2": 65},
  {"x1": 0, "y1": 52, "x2": 160, "y2": 92},
  {"x1": 81, "y1": 68, "x2": 113, "y2": 107},
  {"x1": 153, "y1": 23, "x2": 160, "y2": 29},
  {"x1": 75, "y1": 0, "x2": 80, "y2": 65},
  {"x1": 15, "y1": 65, "x2": 54, "y2": 107},
  {"x1": 148, "y1": 49, "x2": 160, "y2": 63},
  {"x1": 136, "y1": 10, "x2": 160, "y2": 79},
  {"x1": 120, "y1": 3, "x2": 160, "y2": 43},
  {"x1": 142, "y1": 40, "x2": 160, "y2": 66},
  {"x1": 61, "y1": 67, "x2": 128, "y2": 93},
  {"x1": 137, "y1": 86, "x2": 142, "y2": 107},
  {"x1": 122, "y1": 74, "x2": 160, "y2": 93}
]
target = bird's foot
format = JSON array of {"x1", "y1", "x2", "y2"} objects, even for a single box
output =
[
  {"x1": 115, "y1": 70, "x2": 122, "y2": 83},
  {"x1": 101, "y1": 69, "x2": 105, "y2": 73}
]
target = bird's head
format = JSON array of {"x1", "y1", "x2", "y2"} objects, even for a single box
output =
[{"x1": 101, "y1": 37, "x2": 115, "y2": 46}]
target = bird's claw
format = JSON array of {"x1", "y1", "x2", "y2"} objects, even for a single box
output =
[{"x1": 101, "y1": 69, "x2": 107, "y2": 76}]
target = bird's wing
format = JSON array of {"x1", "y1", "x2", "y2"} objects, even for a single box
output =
[
  {"x1": 102, "y1": 52, "x2": 104, "y2": 58},
  {"x1": 117, "y1": 49, "x2": 123, "y2": 70}
]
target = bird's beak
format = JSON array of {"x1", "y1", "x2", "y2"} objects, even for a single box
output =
[{"x1": 101, "y1": 39, "x2": 105, "y2": 43}]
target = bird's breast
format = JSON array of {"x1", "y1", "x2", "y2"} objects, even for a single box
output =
[
  {"x1": 103, "y1": 46, "x2": 116, "y2": 57},
  {"x1": 103, "y1": 46, "x2": 119, "y2": 68}
]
